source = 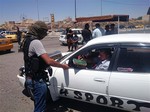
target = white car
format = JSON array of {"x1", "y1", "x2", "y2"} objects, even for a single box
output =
[
  {"x1": 59, "y1": 28, "x2": 83, "y2": 45},
  {"x1": 17, "y1": 34, "x2": 150, "y2": 112},
  {"x1": 0, "y1": 31, "x2": 9, "y2": 36}
]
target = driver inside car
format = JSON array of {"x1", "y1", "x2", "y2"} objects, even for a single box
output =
[{"x1": 93, "y1": 48, "x2": 112, "y2": 71}]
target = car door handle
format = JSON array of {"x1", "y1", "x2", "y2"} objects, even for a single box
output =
[{"x1": 94, "y1": 78, "x2": 105, "y2": 83}]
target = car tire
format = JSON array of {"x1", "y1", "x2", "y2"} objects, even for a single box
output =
[
  {"x1": 60, "y1": 42, "x2": 64, "y2": 46},
  {"x1": 61, "y1": 43, "x2": 67, "y2": 46},
  {"x1": 6, "y1": 49, "x2": 11, "y2": 52}
]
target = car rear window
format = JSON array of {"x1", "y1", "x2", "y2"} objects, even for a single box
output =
[
  {"x1": 61, "y1": 29, "x2": 82, "y2": 35},
  {"x1": 9, "y1": 32, "x2": 17, "y2": 35},
  {"x1": 115, "y1": 47, "x2": 150, "y2": 73}
]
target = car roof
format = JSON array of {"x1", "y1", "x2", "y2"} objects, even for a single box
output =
[
  {"x1": 85, "y1": 33, "x2": 150, "y2": 47},
  {"x1": 71, "y1": 28, "x2": 82, "y2": 31}
]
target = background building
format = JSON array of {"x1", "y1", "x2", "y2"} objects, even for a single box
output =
[{"x1": 142, "y1": 7, "x2": 150, "y2": 24}]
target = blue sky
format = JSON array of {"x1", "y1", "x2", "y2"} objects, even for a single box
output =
[{"x1": 0, "y1": 0, "x2": 149, "y2": 24}]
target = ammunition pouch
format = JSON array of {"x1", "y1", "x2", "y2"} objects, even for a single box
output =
[
  {"x1": 30, "y1": 57, "x2": 39, "y2": 73},
  {"x1": 38, "y1": 70, "x2": 49, "y2": 83}
]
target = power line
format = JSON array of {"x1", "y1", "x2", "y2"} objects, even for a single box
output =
[{"x1": 104, "y1": 0, "x2": 148, "y2": 6}]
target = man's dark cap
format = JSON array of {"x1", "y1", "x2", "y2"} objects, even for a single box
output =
[{"x1": 28, "y1": 21, "x2": 48, "y2": 39}]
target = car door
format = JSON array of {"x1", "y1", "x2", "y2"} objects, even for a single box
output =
[
  {"x1": 108, "y1": 45, "x2": 150, "y2": 112},
  {"x1": 53, "y1": 44, "x2": 116, "y2": 106}
]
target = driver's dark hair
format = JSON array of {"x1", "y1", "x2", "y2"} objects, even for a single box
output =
[{"x1": 100, "y1": 48, "x2": 112, "y2": 59}]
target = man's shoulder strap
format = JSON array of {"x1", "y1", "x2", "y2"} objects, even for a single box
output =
[{"x1": 23, "y1": 35, "x2": 37, "y2": 59}]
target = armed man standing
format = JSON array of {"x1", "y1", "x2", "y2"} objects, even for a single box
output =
[{"x1": 21, "y1": 21, "x2": 69, "y2": 112}]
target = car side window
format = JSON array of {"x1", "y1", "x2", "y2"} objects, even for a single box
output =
[
  {"x1": 69, "y1": 46, "x2": 114, "y2": 71},
  {"x1": 115, "y1": 47, "x2": 150, "y2": 73}
]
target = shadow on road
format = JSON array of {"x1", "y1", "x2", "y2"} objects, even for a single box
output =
[
  {"x1": 22, "y1": 89, "x2": 30, "y2": 97},
  {"x1": 22, "y1": 89, "x2": 128, "y2": 112},
  {"x1": 46, "y1": 98, "x2": 128, "y2": 112},
  {"x1": 0, "y1": 50, "x2": 15, "y2": 55}
]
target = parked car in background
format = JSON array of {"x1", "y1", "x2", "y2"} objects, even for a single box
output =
[
  {"x1": 0, "y1": 29, "x2": 6, "y2": 34},
  {"x1": 145, "y1": 25, "x2": 150, "y2": 28},
  {"x1": 135, "y1": 25, "x2": 144, "y2": 29},
  {"x1": 0, "y1": 31, "x2": 9, "y2": 36},
  {"x1": 119, "y1": 25, "x2": 125, "y2": 29},
  {"x1": 59, "y1": 28, "x2": 83, "y2": 45},
  {"x1": 0, "y1": 34, "x2": 13, "y2": 52},
  {"x1": 127, "y1": 25, "x2": 136, "y2": 29},
  {"x1": 5, "y1": 31, "x2": 17, "y2": 42},
  {"x1": 17, "y1": 33, "x2": 150, "y2": 112}
]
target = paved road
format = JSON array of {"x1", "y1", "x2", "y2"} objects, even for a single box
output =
[
  {"x1": 119, "y1": 28, "x2": 150, "y2": 34},
  {"x1": 0, "y1": 35, "x2": 128, "y2": 112}
]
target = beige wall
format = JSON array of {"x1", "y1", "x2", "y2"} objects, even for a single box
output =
[{"x1": 142, "y1": 15, "x2": 150, "y2": 23}]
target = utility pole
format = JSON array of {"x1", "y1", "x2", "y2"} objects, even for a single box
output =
[
  {"x1": 75, "y1": 0, "x2": 77, "y2": 20},
  {"x1": 50, "y1": 14, "x2": 55, "y2": 32},
  {"x1": 37, "y1": 0, "x2": 39, "y2": 20},
  {"x1": 74, "y1": 0, "x2": 77, "y2": 28},
  {"x1": 101, "y1": 0, "x2": 102, "y2": 16}
]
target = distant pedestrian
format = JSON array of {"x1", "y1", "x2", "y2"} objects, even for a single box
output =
[
  {"x1": 99, "y1": 25, "x2": 105, "y2": 36},
  {"x1": 104, "y1": 25, "x2": 111, "y2": 35},
  {"x1": 110, "y1": 23, "x2": 118, "y2": 34},
  {"x1": 82, "y1": 23, "x2": 92, "y2": 44},
  {"x1": 16, "y1": 26, "x2": 22, "y2": 45},
  {"x1": 71, "y1": 32, "x2": 78, "y2": 51},
  {"x1": 66, "y1": 28, "x2": 73, "y2": 51},
  {"x1": 92, "y1": 23, "x2": 103, "y2": 39}
]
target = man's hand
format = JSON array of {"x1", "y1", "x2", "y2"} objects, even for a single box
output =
[
  {"x1": 41, "y1": 53, "x2": 69, "y2": 69},
  {"x1": 62, "y1": 64, "x2": 69, "y2": 69}
]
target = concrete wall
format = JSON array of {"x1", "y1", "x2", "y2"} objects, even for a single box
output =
[{"x1": 142, "y1": 15, "x2": 150, "y2": 23}]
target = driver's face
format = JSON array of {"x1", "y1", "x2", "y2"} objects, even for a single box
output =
[{"x1": 98, "y1": 52, "x2": 108, "y2": 61}]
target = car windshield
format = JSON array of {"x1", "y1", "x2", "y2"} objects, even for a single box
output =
[
  {"x1": 8, "y1": 32, "x2": 17, "y2": 35},
  {"x1": 56, "y1": 45, "x2": 85, "y2": 62},
  {"x1": 56, "y1": 52, "x2": 72, "y2": 62},
  {"x1": 73, "y1": 30, "x2": 82, "y2": 34},
  {"x1": 61, "y1": 29, "x2": 82, "y2": 35}
]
